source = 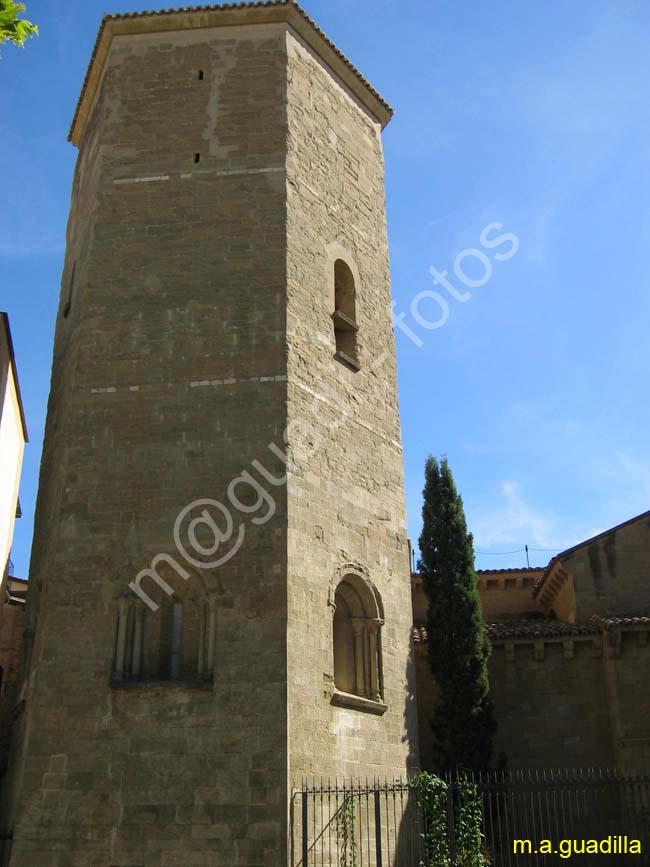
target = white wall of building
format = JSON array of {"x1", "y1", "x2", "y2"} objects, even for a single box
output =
[{"x1": 0, "y1": 364, "x2": 25, "y2": 579}]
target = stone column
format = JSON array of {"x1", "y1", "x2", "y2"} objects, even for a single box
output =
[
  {"x1": 206, "y1": 595, "x2": 217, "y2": 676},
  {"x1": 114, "y1": 598, "x2": 129, "y2": 681},
  {"x1": 367, "y1": 620, "x2": 381, "y2": 701},
  {"x1": 352, "y1": 619, "x2": 365, "y2": 696},
  {"x1": 132, "y1": 606, "x2": 144, "y2": 679},
  {"x1": 198, "y1": 599, "x2": 206, "y2": 677}
]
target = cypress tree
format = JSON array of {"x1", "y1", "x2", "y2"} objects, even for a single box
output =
[{"x1": 418, "y1": 455, "x2": 496, "y2": 773}]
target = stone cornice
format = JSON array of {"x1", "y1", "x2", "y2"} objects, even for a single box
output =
[
  {"x1": 534, "y1": 560, "x2": 571, "y2": 609},
  {"x1": 69, "y1": 0, "x2": 393, "y2": 147}
]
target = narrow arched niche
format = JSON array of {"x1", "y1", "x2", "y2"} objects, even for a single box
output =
[{"x1": 332, "y1": 259, "x2": 360, "y2": 370}]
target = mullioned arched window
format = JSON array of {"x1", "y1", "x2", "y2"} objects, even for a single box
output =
[{"x1": 112, "y1": 575, "x2": 216, "y2": 685}]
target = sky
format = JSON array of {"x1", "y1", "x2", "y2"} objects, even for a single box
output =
[{"x1": 1, "y1": 0, "x2": 649, "y2": 577}]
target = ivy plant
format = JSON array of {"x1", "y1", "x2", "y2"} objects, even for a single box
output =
[{"x1": 411, "y1": 771, "x2": 489, "y2": 867}]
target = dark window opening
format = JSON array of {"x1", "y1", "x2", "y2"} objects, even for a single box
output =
[
  {"x1": 197, "y1": 69, "x2": 204, "y2": 80},
  {"x1": 63, "y1": 261, "x2": 76, "y2": 319},
  {"x1": 194, "y1": 153, "x2": 201, "y2": 164}
]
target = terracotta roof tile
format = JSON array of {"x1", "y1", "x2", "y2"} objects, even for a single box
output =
[
  {"x1": 485, "y1": 620, "x2": 598, "y2": 641},
  {"x1": 590, "y1": 614, "x2": 650, "y2": 630},
  {"x1": 412, "y1": 619, "x2": 597, "y2": 644}
]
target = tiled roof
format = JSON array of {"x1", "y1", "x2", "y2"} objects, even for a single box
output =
[
  {"x1": 413, "y1": 615, "x2": 650, "y2": 646},
  {"x1": 590, "y1": 614, "x2": 650, "y2": 630},
  {"x1": 477, "y1": 567, "x2": 545, "y2": 575},
  {"x1": 412, "y1": 619, "x2": 597, "y2": 644},
  {"x1": 485, "y1": 620, "x2": 598, "y2": 641},
  {"x1": 69, "y1": 0, "x2": 393, "y2": 144}
]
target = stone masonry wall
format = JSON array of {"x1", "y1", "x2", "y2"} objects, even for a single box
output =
[
  {"x1": 477, "y1": 569, "x2": 542, "y2": 620},
  {"x1": 488, "y1": 637, "x2": 614, "y2": 769},
  {"x1": 554, "y1": 516, "x2": 650, "y2": 621},
  {"x1": 603, "y1": 630, "x2": 650, "y2": 773},
  {"x1": 7, "y1": 24, "x2": 291, "y2": 867},
  {"x1": 415, "y1": 625, "x2": 650, "y2": 773},
  {"x1": 285, "y1": 29, "x2": 419, "y2": 788},
  {"x1": 0, "y1": 600, "x2": 25, "y2": 780}
]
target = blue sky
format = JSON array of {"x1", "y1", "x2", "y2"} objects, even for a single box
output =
[{"x1": 2, "y1": 0, "x2": 649, "y2": 577}]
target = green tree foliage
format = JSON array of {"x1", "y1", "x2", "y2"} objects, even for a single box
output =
[
  {"x1": 0, "y1": 1, "x2": 38, "y2": 49},
  {"x1": 418, "y1": 456, "x2": 497, "y2": 772}
]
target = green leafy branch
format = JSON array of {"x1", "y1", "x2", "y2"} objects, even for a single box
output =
[
  {"x1": 0, "y1": 1, "x2": 38, "y2": 49},
  {"x1": 412, "y1": 772, "x2": 451, "y2": 867}
]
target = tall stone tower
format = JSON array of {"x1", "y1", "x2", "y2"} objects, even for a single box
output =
[{"x1": 4, "y1": 2, "x2": 418, "y2": 864}]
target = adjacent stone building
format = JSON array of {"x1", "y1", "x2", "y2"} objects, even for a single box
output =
[
  {"x1": 413, "y1": 510, "x2": 650, "y2": 773},
  {"x1": 1, "y1": 3, "x2": 418, "y2": 865}
]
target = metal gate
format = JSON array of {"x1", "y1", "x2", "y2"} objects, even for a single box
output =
[{"x1": 293, "y1": 779, "x2": 424, "y2": 867}]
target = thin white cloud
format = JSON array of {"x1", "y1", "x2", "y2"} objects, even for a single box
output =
[
  {"x1": 469, "y1": 449, "x2": 650, "y2": 561},
  {"x1": 614, "y1": 449, "x2": 650, "y2": 500},
  {"x1": 471, "y1": 480, "x2": 555, "y2": 550}
]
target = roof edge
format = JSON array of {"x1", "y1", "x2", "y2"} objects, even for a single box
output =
[
  {"x1": 477, "y1": 567, "x2": 545, "y2": 575},
  {"x1": 68, "y1": 1, "x2": 393, "y2": 147},
  {"x1": 534, "y1": 508, "x2": 650, "y2": 598},
  {"x1": 1, "y1": 313, "x2": 28, "y2": 443}
]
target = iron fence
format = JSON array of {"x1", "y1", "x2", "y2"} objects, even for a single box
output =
[
  {"x1": 293, "y1": 769, "x2": 650, "y2": 867},
  {"x1": 477, "y1": 768, "x2": 650, "y2": 866}
]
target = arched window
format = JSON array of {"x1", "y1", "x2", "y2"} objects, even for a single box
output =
[
  {"x1": 332, "y1": 574, "x2": 383, "y2": 702},
  {"x1": 112, "y1": 578, "x2": 216, "y2": 685},
  {"x1": 332, "y1": 259, "x2": 360, "y2": 371}
]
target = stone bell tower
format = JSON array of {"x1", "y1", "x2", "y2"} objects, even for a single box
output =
[{"x1": 3, "y1": 3, "x2": 418, "y2": 864}]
